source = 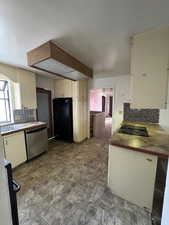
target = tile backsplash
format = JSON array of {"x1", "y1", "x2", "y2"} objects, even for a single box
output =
[
  {"x1": 124, "y1": 103, "x2": 159, "y2": 123},
  {"x1": 13, "y1": 108, "x2": 37, "y2": 123}
]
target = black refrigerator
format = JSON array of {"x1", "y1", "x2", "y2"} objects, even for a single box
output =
[{"x1": 53, "y1": 98, "x2": 73, "y2": 142}]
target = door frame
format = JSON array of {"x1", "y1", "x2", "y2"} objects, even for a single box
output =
[
  {"x1": 36, "y1": 88, "x2": 53, "y2": 138},
  {"x1": 89, "y1": 88, "x2": 114, "y2": 137},
  {"x1": 102, "y1": 96, "x2": 106, "y2": 112},
  {"x1": 109, "y1": 96, "x2": 113, "y2": 117}
]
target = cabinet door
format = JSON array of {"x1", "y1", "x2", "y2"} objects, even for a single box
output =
[
  {"x1": 4, "y1": 131, "x2": 27, "y2": 168},
  {"x1": 73, "y1": 80, "x2": 88, "y2": 142},
  {"x1": 54, "y1": 79, "x2": 73, "y2": 98},
  {"x1": 64, "y1": 80, "x2": 73, "y2": 97},
  {"x1": 17, "y1": 69, "x2": 37, "y2": 109},
  {"x1": 108, "y1": 145, "x2": 157, "y2": 211},
  {"x1": 131, "y1": 27, "x2": 169, "y2": 109},
  {"x1": 54, "y1": 79, "x2": 65, "y2": 97}
]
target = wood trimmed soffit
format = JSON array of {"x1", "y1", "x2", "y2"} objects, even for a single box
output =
[{"x1": 27, "y1": 41, "x2": 93, "y2": 80}]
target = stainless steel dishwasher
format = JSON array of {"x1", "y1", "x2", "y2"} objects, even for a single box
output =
[{"x1": 25, "y1": 126, "x2": 48, "y2": 160}]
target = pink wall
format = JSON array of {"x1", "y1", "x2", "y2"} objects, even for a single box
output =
[
  {"x1": 90, "y1": 89, "x2": 103, "y2": 111},
  {"x1": 90, "y1": 88, "x2": 113, "y2": 114}
]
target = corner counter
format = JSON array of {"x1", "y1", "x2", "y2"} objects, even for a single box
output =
[
  {"x1": 110, "y1": 122, "x2": 169, "y2": 159},
  {"x1": 108, "y1": 121, "x2": 169, "y2": 213},
  {"x1": 0, "y1": 122, "x2": 47, "y2": 136}
]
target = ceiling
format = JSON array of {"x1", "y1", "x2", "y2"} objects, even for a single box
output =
[{"x1": 1, "y1": 0, "x2": 169, "y2": 78}]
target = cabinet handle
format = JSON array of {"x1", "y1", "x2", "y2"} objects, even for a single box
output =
[{"x1": 146, "y1": 158, "x2": 152, "y2": 162}]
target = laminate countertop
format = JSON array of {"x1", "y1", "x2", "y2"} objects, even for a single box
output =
[
  {"x1": 0, "y1": 122, "x2": 47, "y2": 136},
  {"x1": 110, "y1": 122, "x2": 169, "y2": 159}
]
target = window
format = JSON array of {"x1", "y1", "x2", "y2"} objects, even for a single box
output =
[{"x1": 0, "y1": 80, "x2": 12, "y2": 124}]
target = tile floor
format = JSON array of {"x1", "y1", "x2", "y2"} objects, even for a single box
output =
[{"x1": 14, "y1": 138, "x2": 152, "y2": 225}]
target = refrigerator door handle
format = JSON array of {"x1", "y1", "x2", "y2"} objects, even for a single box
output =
[{"x1": 12, "y1": 180, "x2": 21, "y2": 193}]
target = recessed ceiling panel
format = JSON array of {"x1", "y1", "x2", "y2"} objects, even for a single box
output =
[
  {"x1": 34, "y1": 58, "x2": 74, "y2": 75},
  {"x1": 62, "y1": 71, "x2": 87, "y2": 80}
]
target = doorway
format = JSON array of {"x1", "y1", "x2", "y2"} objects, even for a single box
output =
[
  {"x1": 89, "y1": 88, "x2": 113, "y2": 138},
  {"x1": 36, "y1": 88, "x2": 53, "y2": 138}
]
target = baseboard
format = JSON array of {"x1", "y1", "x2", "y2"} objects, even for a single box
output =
[{"x1": 74, "y1": 137, "x2": 89, "y2": 144}]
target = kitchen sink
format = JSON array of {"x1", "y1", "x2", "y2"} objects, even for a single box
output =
[{"x1": 118, "y1": 124, "x2": 149, "y2": 137}]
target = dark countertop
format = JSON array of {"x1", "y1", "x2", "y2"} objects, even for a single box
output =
[
  {"x1": 0, "y1": 122, "x2": 47, "y2": 136},
  {"x1": 110, "y1": 121, "x2": 169, "y2": 158}
]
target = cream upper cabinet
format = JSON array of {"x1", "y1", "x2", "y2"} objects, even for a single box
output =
[
  {"x1": 54, "y1": 79, "x2": 73, "y2": 98},
  {"x1": 130, "y1": 27, "x2": 169, "y2": 109},
  {"x1": 0, "y1": 63, "x2": 37, "y2": 109},
  {"x1": 17, "y1": 69, "x2": 37, "y2": 109},
  {"x1": 3, "y1": 131, "x2": 27, "y2": 168}
]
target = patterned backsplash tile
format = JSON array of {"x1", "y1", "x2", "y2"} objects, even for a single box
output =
[
  {"x1": 124, "y1": 103, "x2": 159, "y2": 123},
  {"x1": 13, "y1": 108, "x2": 37, "y2": 123}
]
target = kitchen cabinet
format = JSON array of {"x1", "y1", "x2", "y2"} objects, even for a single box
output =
[
  {"x1": 54, "y1": 79, "x2": 88, "y2": 142},
  {"x1": 108, "y1": 145, "x2": 157, "y2": 211},
  {"x1": 130, "y1": 27, "x2": 169, "y2": 109},
  {"x1": 17, "y1": 69, "x2": 37, "y2": 109},
  {"x1": 0, "y1": 63, "x2": 37, "y2": 109},
  {"x1": 54, "y1": 79, "x2": 73, "y2": 98},
  {"x1": 3, "y1": 131, "x2": 27, "y2": 168},
  {"x1": 72, "y1": 80, "x2": 88, "y2": 142}
]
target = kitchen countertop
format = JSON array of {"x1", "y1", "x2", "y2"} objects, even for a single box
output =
[
  {"x1": 0, "y1": 121, "x2": 47, "y2": 136},
  {"x1": 110, "y1": 121, "x2": 169, "y2": 158}
]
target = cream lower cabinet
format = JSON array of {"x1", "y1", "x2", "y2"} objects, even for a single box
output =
[
  {"x1": 3, "y1": 131, "x2": 27, "y2": 168},
  {"x1": 108, "y1": 145, "x2": 157, "y2": 211}
]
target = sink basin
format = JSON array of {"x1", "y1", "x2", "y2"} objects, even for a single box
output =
[{"x1": 118, "y1": 125, "x2": 149, "y2": 137}]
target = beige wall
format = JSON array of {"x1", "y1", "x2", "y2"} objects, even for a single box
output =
[
  {"x1": 89, "y1": 75, "x2": 130, "y2": 132},
  {"x1": 36, "y1": 74, "x2": 55, "y2": 98}
]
